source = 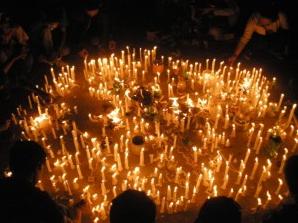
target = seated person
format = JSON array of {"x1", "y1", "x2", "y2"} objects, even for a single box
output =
[
  {"x1": 0, "y1": 140, "x2": 84, "y2": 222},
  {"x1": 30, "y1": 8, "x2": 69, "y2": 67},
  {"x1": 0, "y1": 12, "x2": 32, "y2": 83},
  {"x1": 110, "y1": 189, "x2": 156, "y2": 223},
  {"x1": 68, "y1": 0, "x2": 105, "y2": 56},
  {"x1": 194, "y1": 196, "x2": 241, "y2": 223}
]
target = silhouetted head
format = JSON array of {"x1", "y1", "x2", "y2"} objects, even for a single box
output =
[
  {"x1": 284, "y1": 155, "x2": 298, "y2": 199},
  {"x1": 9, "y1": 141, "x2": 46, "y2": 184},
  {"x1": 110, "y1": 189, "x2": 156, "y2": 223},
  {"x1": 194, "y1": 196, "x2": 241, "y2": 223},
  {"x1": 257, "y1": 0, "x2": 279, "y2": 22}
]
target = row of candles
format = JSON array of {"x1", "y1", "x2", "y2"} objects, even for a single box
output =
[{"x1": 12, "y1": 47, "x2": 297, "y2": 222}]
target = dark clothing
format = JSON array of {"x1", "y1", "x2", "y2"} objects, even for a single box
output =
[
  {"x1": 263, "y1": 202, "x2": 298, "y2": 223},
  {"x1": 0, "y1": 177, "x2": 64, "y2": 223}
]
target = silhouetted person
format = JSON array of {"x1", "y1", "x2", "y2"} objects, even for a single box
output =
[
  {"x1": 0, "y1": 140, "x2": 83, "y2": 222},
  {"x1": 228, "y1": 0, "x2": 289, "y2": 65},
  {"x1": 110, "y1": 189, "x2": 156, "y2": 223},
  {"x1": 194, "y1": 196, "x2": 241, "y2": 223},
  {"x1": 30, "y1": 8, "x2": 69, "y2": 67},
  {"x1": 263, "y1": 155, "x2": 298, "y2": 223}
]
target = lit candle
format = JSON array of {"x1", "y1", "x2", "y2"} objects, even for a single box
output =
[
  {"x1": 160, "y1": 197, "x2": 166, "y2": 213},
  {"x1": 167, "y1": 185, "x2": 172, "y2": 201},
  {"x1": 185, "y1": 181, "x2": 190, "y2": 199},
  {"x1": 256, "y1": 137, "x2": 263, "y2": 155},
  {"x1": 140, "y1": 147, "x2": 145, "y2": 166},
  {"x1": 46, "y1": 158, "x2": 52, "y2": 172},
  {"x1": 221, "y1": 174, "x2": 229, "y2": 190},
  {"x1": 125, "y1": 150, "x2": 129, "y2": 170},
  {"x1": 287, "y1": 104, "x2": 297, "y2": 126},
  {"x1": 250, "y1": 158, "x2": 259, "y2": 180},
  {"x1": 76, "y1": 164, "x2": 83, "y2": 179},
  {"x1": 278, "y1": 155, "x2": 287, "y2": 174},
  {"x1": 275, "y1": 178, "x2": 283, "y2": 195},
  {"x1": 277, "y1": 93, "x2": 284, "y2": 110},
  {"x1": 105, "y1": 137, "x2": 111, "y2": 153},
  {"x1": 263, "y1": 191, "x2": 271, "y2": 209},
  {"x1": 192, "y1": 146, "x2": 198, "y2": 163},
  {"x1": 244, "y1": 148, "x2": 251, "y2": 165},
  {"x1": 117, "y1": 154, "x2": 123, "y2": 172},
  {"x1": 224, "y1": 114, "x2": 229, "y2": 129}
]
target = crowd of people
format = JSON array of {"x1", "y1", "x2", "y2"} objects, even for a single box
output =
[{"x1": 0, "y1": 140, "x2": 298, "y2": 222}]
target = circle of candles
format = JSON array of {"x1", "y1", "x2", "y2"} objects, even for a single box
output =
[{"x1": 12, "y1": 47, "x2": 298, "y2": 222}]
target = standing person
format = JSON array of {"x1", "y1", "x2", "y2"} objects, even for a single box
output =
[
  {"x1": 228, "y1": 0, "x2": 289, "y2": 65},
  {"x1": 0, "y1": 140, "x2": 84, "y2": 223},
  {"x1": 263, "y1": 155, "x2": 298, "y2": 223}
]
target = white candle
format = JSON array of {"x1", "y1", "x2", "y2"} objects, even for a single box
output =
[
  {"x1": 117, "y1": 154, "x2": 123, "y2": 172},
  {"x1": 287, "y1": 104, "x2": 297, "y2": 126},
  {"x1": 264, "y1": 191, "x2": 271, "y2": 209},
  {"x1": 185, "y1": 181, "x2": 189, "y2": 199},
  {"x1": 254, "y1": 185, "x2": 262, "y2": 198},
  {"x1": 175, "y1": 167, "x2": 182, "y2": 183},
  {"x1": 231, "y1": 124, "x2": 236, "y2": 138},
  {"x1": 250, "y1": 158, "x2": 259, "y2": 180},
  {"x1": 247, "y1": 128, "x2": 254, "y2": 147},
  {"x1": 76, "y1": 165, "x2": 83, "y2": 179},
  {"x1": 256, "y1": 137, "x2": 263, "y2": 155},
  {"x1": 275, "y1": 178, "x2": 283, "y2": 195},
  {"x1": 113, "y1": 186, "x2": 117, "y2": 198},
  {"x1": 214, "y1": 114, "x2": 220, "y2": 129},
  {"x1": 125, "y1": 150, "x2": 129, "y2": 170},
  {"x1": 46, "y1": 159, "x2": 52, "y2": 172},
  {"x1": 105, "y1": 137, "x2": 111, "y2": 153},
  {"x1": 173, "y1": 186, "x2": 178, "y2": 203},
  {"x1": 277, "y1": 93, "x2": 284, "y2": 110},
  {"x1": 278, "y1": 155, "x2": 287, "y2": 174},
  {"x1": 140, "y1": 147, "x2": 145, "y2": 166},
  {"x1": 244, "y1": 148, "x2": 251, "y2": 165},
  {"x1": 160, "y1": 197, "x2": 166, "y2": 213},
  {"x1": 192, "y1": 146, "x2": 198, "y2": 163},
  {"x1": 221, "y1": 174, "x2": 229, "y2": 190},
  {"x1": 101, "y1": 181, "x2": 107, "y2": 195},
  {"x1": 195, "y1": 174, "x2": 203, "y2": 191},
  {"x1": 167, "y1": 185, "x2": 172, "y2": 201},
  {"x1": 224, "y1": 114, "x2": 229, "y2": 129}
]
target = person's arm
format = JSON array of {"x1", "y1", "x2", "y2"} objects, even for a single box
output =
[
  {"x1": 2, "y1": 52, "x2": 26, "y2": 74},
  {"x1": 234, "y1": 15, "x2": 256, "y2": 56},
  {"x1": 228, "y1": 14, "x2": 257, "y2": 64}
]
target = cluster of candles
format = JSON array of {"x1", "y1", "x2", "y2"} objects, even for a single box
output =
[{"x1": 11, "y1": 47, "x2": 297, "y2": 222}]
